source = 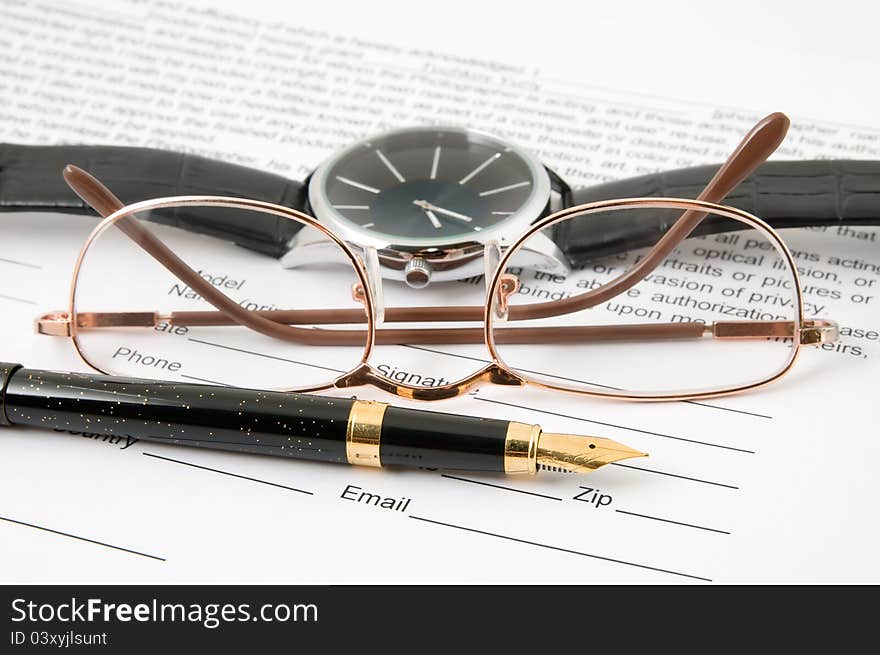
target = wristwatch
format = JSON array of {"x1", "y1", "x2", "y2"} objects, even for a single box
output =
[{"x1": 1, "y1": 128, "x2": 878, "y2": 287}]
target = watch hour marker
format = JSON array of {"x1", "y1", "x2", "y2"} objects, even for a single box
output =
[
  {"x1": 336, "y1": 176, "x2": 380, "y2": 194},
  {"x1": 492, "y1": 211, "x2": 514, "y2": 215},
  {"x1": 479, "y1": 181, "x2": 530, "y2": 197},
  {"x1": 459, "y1": 153, "x2": 501, "y2": 185},
  {"x1": 361, "y1": 222, "x2": 375, "y2": 229},
  {"x1": 376, "y1": 149, "x2": 405, "y2": 183},
  {"x1": 332, "y1": 205, "x2": 371, "y2": 210},
  {"x1": 430, "y1": 146, "x2": 441, "y2": 179}
]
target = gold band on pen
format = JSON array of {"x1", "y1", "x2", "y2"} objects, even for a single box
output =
[
  {"x1": 503, "y1": 421, "x2": 540, "y2": 474},
  {"x1": 346, "y1": 400, "x2": 388, "y2": 468}
]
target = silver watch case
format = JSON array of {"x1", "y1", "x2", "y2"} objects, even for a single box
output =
[{"x1": 282, "y1": 126, "x2": 566, "y2": 285}]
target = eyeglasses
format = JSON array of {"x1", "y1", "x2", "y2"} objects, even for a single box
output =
[{"x1": 33, "y1": 115, "x2": 839, "y2": 402}]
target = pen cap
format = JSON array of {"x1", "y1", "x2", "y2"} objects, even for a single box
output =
[{"x1": 0, "y1": 363, "x2": 22, "y2": 426}]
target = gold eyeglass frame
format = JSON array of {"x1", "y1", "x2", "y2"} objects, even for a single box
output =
[{"x1": 36, "y1": 191, "x2": 837, "y2": 403}]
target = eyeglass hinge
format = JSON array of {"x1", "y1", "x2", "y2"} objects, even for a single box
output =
[
  {"x1": 799, "y1": 319, "x2": 839, "y2": 346},
  {"x1": 34, "y1": 312, "x2": 72, "y2": 337}
]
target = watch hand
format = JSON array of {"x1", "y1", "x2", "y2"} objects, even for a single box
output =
[
  {"x1": 429, "y1": 204, "x2": 474, "y2": 223},
  {"x1": 413, "y1": 199, "x2": 473, "y2": 223},
  {"x1": 425, "y1": 208, "x2": 442, "y2": 229},
  {"x1": 412, "y1": 199, "x2": 443, "y2": 229}
]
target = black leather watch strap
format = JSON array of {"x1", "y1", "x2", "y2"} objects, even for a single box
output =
[
  {"x1": 558, "y1": 160, "x2": 880, "y2": 265},
  {"x1": 0, "y1": 144, "x2": 308, "y2": 257}
]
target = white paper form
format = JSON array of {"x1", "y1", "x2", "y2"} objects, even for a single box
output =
[{"x1": 0, "y1": 0, "x2": 877, "y2": 583}]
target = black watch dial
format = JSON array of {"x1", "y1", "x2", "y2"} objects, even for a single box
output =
[{"x1": 309, "y1": 127, "x2": 550, "y2": 244}]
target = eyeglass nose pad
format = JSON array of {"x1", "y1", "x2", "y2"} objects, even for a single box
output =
[
  {"x1": 494, "y1": 274, "x2": 520, "y2": 321},
  {"x1": 351, "y1": 282, "x2": 366, "y2": 304},
  {"x1": 357, "y1": 245, "x2": 384, "y2": 326}
]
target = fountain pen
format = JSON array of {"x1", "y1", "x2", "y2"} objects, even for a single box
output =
[{"x1": 0, "y1": 363, "x2": 645, "y2": 474}]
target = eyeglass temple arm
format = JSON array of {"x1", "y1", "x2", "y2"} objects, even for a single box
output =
[
  {"x1": 62, "y1": 166, "x2": 343, "y2": 345},
  {"x1": 506, "y1": 112, "x2": 792, "y2": 321}
]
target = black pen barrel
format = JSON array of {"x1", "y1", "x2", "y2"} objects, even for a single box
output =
[
  {"x1": 0, "y1": 363, "x2": 534, "y2": 473},
  {"x1": 0, "y1": 364, "x2": 353, "y2": 464}
]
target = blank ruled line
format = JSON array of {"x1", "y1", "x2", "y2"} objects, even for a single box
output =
[
  {"x1": 401, "y1": 344, "x2": 768, "y2": 420},
  {"x1": 0, "y1": 257, "x2": 42, "y2": 269},
  {"x1": 510, "y1": 367, "x2": 621, "y2": 391},
  {"x1": 188, "y1": 338, "x2": 345, "y2": 374},
  {"x1": 143, "y1": 452, "x2": 314, "y2": 495},
  {"x1": 0, "y1": 515, "x2": 165, "y2": 561},
  {"x1": 0, "y1": 293, "x2": 37, "y2": 305},
  {"x1": 682, "y1": 399, "x2": 773, "y2": 420},
  {"x1": 440, "y1": 474, "x2": 564, "y2": 500},
  {"x1": 472, "y1": 396, "x2": 755, "y2": 454},
  {"x1": 615, "y1": 509, "x2": 731, "y2": 535},
  {"x1": 402, "y1": 344, "x2": 491, "y2": 365},
  {"x1": 516, "y1": 371, "x2": 771, "y2": 420},
  {"x1": 611, "y1": 462, "x2": 739, "y2": 490},
  {"x1": 180, "y1": 373, "x2": 231, "y2": 386},
  {"x1": 409, "y1": 515, "x2": 711, "y2": 582}
]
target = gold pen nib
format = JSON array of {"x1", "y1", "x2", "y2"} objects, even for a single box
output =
[{"x1": 536, "y1": 432, "x2": 647, "y2": 473}]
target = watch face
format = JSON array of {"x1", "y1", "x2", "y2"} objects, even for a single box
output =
[{"x1": 308, "y1": 126, "x2": 551, "y2": 247}]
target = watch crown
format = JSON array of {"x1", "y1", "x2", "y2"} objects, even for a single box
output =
[{"x1": 404, "y1": 257, "x2": 432, "y2": 289}]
